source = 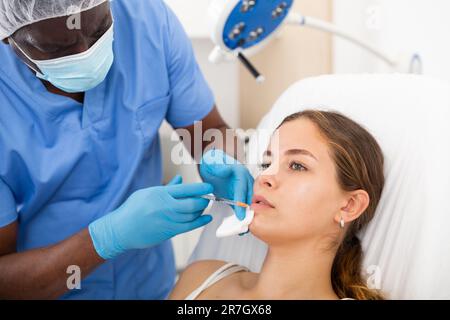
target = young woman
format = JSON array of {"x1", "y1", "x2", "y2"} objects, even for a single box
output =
[{"x1": 170, "y1": 110, "x2": 385, "y2": 300}]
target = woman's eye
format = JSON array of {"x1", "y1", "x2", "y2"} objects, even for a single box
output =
[
  {"x1": 289, "y1": 161, "x2": 307, "y2": 171},
  {"x1": 259, "y1": 163, "x2": 271, "y2": 170}
]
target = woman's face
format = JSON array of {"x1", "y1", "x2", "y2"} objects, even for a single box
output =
[{"x1": 249, "y1": 117, "x2": 348, "y2": 246}]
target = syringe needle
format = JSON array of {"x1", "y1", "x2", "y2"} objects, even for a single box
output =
[{"x1": 200, "y1": 195, "x2": 249, "y2": 208}]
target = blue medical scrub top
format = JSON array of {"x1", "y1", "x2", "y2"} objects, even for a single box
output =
[{"x1": 0, "y1": 0, "x2": 214, "y2": 299}]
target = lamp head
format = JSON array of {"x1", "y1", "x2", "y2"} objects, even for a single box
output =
[{"x1": 208, "y1": 0, "x2": 295, "y2": 58}]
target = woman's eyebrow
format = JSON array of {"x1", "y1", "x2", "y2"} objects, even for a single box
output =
[
  {"x1": 285, "y1": 148, "x2": 318, "y2": 161},
  {"x1": 263, "y1": 149, "x2": 317, "y2": 161}
]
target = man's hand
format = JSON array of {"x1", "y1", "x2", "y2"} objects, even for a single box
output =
[
  {"x1": 88, "y1": 175, "x2": 213, "y2": 259},
  {"x1": 200, "y1": 149, "x2": 254, "y2": 220}
]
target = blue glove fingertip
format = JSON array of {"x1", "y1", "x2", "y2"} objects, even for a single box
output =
[
  {"x1": 167, "y1": 175, "x2": 183, "y2": 186},
  {"x1": 203, "y1": 182, "x2": 214, "y2": 195},
  {"x1": 235, "y1": 206, "x2": 246, "y2": 221},
  {"x1": 203, "y1": 214, "x2": 213, "y2": 223},
  {"x1": 184, "y1": 214, "x2": 213, "y2": 232}
]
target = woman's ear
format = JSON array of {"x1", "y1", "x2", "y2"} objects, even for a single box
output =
[{"x1": 335, "y1": 190, "x2": 370, "y2": 225}]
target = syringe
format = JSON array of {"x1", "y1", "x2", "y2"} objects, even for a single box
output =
[{"x1": 200, "y1": 194, "x2": 249, "y2": 208}]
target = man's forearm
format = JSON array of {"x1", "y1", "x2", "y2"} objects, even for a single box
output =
[
  {"x1": 182, "y1": 106, "x2": 247, "y2": 164},
  {"x1": 0, "y1": 228, "x2": 104, "y2": 299},
  {"x1": 212, "y1": 126, "x2": 245, "y2": 162}
]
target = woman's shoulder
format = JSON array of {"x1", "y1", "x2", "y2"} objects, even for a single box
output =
[{"x1": 169, "y1": 260, "x2": 230, "y2": 300}]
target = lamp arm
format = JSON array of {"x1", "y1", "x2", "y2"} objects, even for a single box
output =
[{"x1": 286, "y1": 12, "x2": 398, "y2": 68}]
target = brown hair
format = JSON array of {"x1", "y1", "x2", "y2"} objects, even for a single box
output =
[{"x1": 279, "y1": 110, "x2": 385, "y2": 300}]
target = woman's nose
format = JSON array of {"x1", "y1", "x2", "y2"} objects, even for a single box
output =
[{"x1": 257, "y1": 172, "x2": 278, "y2": 189}]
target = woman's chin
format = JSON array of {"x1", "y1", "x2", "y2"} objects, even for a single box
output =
[
  {"x1": 248, "y1": 224, "x2": 265, "y2": 242},
  {"x1": 248, "y1": 214, "x2": 276, "y2": 242}
]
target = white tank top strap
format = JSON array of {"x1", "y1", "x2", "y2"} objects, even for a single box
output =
[{"x1": 185, "y1": 262, "x2": 249, "y2": 300}]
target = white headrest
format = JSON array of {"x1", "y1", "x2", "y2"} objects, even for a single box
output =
[{"x1": 190, "y1": 74, "x2": 450, "y2": 299}]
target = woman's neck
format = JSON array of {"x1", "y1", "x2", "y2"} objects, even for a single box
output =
[{"x1": 247, "y1": 240, "x2": 339, "y2": 300}]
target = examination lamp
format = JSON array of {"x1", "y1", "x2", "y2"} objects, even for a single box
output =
[{"x1": 207, "y1": 0, "x2": 423, "y2": 82}]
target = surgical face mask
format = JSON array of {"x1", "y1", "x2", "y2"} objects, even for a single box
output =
[{"x1": 11, "y1": 24, "x2": 114, "y2": 93}]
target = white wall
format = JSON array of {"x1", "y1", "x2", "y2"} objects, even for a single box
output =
[
  {"x1": 333, "y1": 0, "x2": 450, "y2": 81},
  {"x1": 164, "y1": 0, "x2": 211, "y2": 39}
]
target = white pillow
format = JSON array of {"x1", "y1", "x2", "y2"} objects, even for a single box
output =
[{"x1": 190, "y1": 74, "x2": 450, "y2": 299}]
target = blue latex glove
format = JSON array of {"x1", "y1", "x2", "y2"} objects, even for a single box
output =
[
  {"x1": 88, "y1": 175, "x2": 213, "y2": 259},
  {"x1": 199, "y1": 149, "x2": 254, "y2": 221}
]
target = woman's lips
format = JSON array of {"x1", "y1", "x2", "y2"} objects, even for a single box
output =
[{"x1": 251, "y1": 194, "x2": 275, "y2": 211}]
